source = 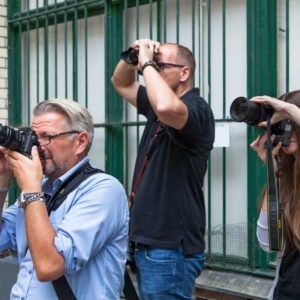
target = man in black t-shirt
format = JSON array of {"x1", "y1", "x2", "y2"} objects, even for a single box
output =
[{"x1": 112, "y1": 38, "x2": 215, "y2": 300}]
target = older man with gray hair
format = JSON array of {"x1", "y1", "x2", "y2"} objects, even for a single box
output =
[{"x1": 0, "y1": 99, "x2": 129, "y2": 300}]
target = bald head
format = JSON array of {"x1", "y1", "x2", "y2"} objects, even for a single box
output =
[{"x1": 164, "y1": 43, "x2": 196, "y2": 79}]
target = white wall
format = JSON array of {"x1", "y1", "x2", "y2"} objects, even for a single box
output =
[
  {"x1": 277, "y1": 0, "x2": 300, "y2": 94},
  {"x1": 0, "y1": 0, "x2": 8, "y2": 208},
  {"x1": 22, "y1": 12, "x2": 106, "y2": 169}
]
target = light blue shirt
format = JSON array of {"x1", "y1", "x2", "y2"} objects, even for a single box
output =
[{"x1": 0, "y1": 157, "x2": 129, "y2": 300}]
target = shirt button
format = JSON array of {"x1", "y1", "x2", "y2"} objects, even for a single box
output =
[{"x1": 29, "y1": 270, "x2": 32, "y2": 274}]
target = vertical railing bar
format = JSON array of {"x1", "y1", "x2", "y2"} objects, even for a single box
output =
[
  {"x1": 8, "y1": 0, "x2": 23, "y2": 204},
  {"x1": 54, "y1": 0, "x2": 58, "y2": 97},
  {"x1": 156, "y1": 0, "x2": 161, "y2": 42},
  {"x1": 207, "y1": 0, "x2": 212, "y2": 259},
  {"x1": 104, "y1": 1, "x2": 124, "y2": 180},
  {"x1": 124, "y1": 0, "x2": 129, "y2": 190},
  {"x1": 198, "y1": 0, "x2": 202, "y2": 95},
  {"x1": 286, "y1": 0, "x2": 289, "y2": 92},
  {"x1": 222, "y1": 0, "x2": 227, "y2": 260},
  {"x1": 136, "y1": 0, "x2": 140, "y2": 148},
  {"x1": 84, "y1": 5, "x2": 88, "y2": 107},
  {"x1": 247, "y1": 0, "x2": 278, "y2": 270},
  {"x1": 192, "y1": 0, "x2": 195, "y2": 88},
  {"x1": 73, "y1": 0, "x2": 78, "y2": 101},
  {"x1": 136, "y1": 0, "x2": 140, "y2": 39},
  {"x1": 124, "y1": 0, "x2": 129, "y2": 55},
  {"x1": 19, "y1": 9, "x2": 22, "y2": 123},
  {"x1": 64, "y1": 0, "x2": 68, "y2": 98},
  {"x1": 176, "y1": 0, "x2": 179, "y2": 43},
  {"x1": 149, "y1": 0, "x2": 153, "y2": 39},
  {"x1": 192, "y1": 0, "x2": 196, "y2": 54},
  {"x1": 201, "y1": 0, "x2": 205, "y2": 95},
  {"x1": 163, "y1": 0, "x2": 167, "y2": 43},
  {"x1": 44, "y1": 0, "x2": 49, "y2": 100},
  {"x1": 26, "y1": 0, "x2": 31, "y2": 123},
  {"x1": 36, "y1": 0, "x2": 40, "y2": 102}
]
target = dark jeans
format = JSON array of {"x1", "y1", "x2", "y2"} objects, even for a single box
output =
[{"x1": 134, "y1": 246, "x2": 204, "y2": 300}]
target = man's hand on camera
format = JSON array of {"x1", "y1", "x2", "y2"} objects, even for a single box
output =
[
  {"x1": 132, "y1": 38, "x2": 160, "y2": 68},
  {"x1": 250, "y1": 133, "x2": 281, "y2": 164},
  {"x1": 0, "y1": 147, "x2": 12, "y2": 190},
  {"x1": 5, "y1": 146, "x2": 43, "y2": 193}
]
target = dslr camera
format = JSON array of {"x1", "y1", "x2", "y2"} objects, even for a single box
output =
[
  {"x1": 121, "y1": 47, "x2": 159, "y2": 70},
  {"x1": 0, "y1": 124, "x2": 42, "y2": 157},
  {"x1": 230, "y1": 97, "x2": 292, "y2": 146}
]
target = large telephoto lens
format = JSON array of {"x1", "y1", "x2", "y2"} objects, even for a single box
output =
[
  {"x1": 230, "y1": 97, "x2": 272, "y2": 125},
  {"x1": 0, "y1": 124, "x2": 21, "y2": 150}
]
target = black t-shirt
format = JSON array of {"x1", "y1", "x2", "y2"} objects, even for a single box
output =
[
  {"x1": 273, "y1": 248, "x2": 300, "y2": 299},
  {"x1": 129, "y1": 86, "x2": 215, "y2": 255}
]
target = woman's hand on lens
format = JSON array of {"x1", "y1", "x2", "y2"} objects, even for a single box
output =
[{"x1": 251, "y1": 96, "x2": 289, "y2": 126}]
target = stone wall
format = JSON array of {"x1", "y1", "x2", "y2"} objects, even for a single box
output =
[
  {"x1": 0, "y1": 0, "x2": 7, "y2": 126},
  {"x1": 0, "y1": 0, "x2": 8, "y2": 208}
]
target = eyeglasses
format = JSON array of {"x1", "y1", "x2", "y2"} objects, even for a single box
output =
[
  {"x1": 157, "y1": 62, "x2": 185, "y2": 72},
  {"x1": 38, "y1": 130, "x2": 81, "y2": 146}
]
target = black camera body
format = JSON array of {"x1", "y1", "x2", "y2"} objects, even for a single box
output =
[
  {"x1": 230, "y1": 97, "x2": 292, "y2": 147},
  {"x1": 121, "y1": 47, "x2": 159, "y2": 65},
  {"x1": 0, "y1": 124, "x2": 41, "y2": 156}
]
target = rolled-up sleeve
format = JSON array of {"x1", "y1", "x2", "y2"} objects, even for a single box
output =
[
  {"x1": 256, "y1": 210, "x2": 271, "y2": 253},
  {"x1": 53, "y1": 174, "x2": 128, "y2": 275},
  {"x1": 0, "y1": 203, "x2": 18, "y2": 252}
]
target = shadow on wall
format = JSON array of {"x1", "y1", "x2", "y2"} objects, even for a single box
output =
[{"x1": 0, "y1": 251, "x2": 18, "y2": 300}]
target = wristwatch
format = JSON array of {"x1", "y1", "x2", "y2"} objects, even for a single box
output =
[
  {"x1": 141, "y1": 60, "x2": 160, "y2": 73},
  {"x1": 18, "y1": 192, "x2": 45, "y2": 209}
]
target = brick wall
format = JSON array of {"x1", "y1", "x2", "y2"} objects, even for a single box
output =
[
  {"x1": 0, "y1": 0, "x2": 7, "y2": 126},
  {"x1": 0, "y1": 0, "x2": 8, "y2": 209}
]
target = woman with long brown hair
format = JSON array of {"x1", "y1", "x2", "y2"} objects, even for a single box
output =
[{"x1": 251, "y1": 90, "x2": 300, "y2": 299}]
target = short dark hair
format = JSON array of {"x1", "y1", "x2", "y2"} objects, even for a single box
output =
[{"x1": 176, "y1": 44, "x2": 196, "y2": 78}]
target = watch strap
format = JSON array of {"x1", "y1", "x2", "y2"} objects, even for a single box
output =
[
  {"x1": 141, "y1": 60, "x2": 159, "y2": 73},
  {"x1": 19, "y1": 192, "x2": 45, "y2": 208}
]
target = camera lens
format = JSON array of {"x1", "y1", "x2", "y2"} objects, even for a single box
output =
[
  {"x1": 0, "y1": 124, "x2": 21, "y2": 150},
  {"x1": 120, "y1": 47, "x2": 139, "y2": 65},
  {"x1": 128, "y1": 48, "x2": 139, "y2": 65},
  {"x1": 230, "y1": 97, "x2": 270, "y2": 125}
]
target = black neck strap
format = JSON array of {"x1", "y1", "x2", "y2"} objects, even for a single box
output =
[
  {"x1": 46, "y1": 161, "x2": 103, "y2": 213},
  {"x1": 265, "y1": 117, "x2": 284, "y2": 251},
  {"x1": 47, "y1": 161, "x2": 103, "y2": 300},
  {"x1": 46, "y1": 161, "x2": 138, "y2": 299}
]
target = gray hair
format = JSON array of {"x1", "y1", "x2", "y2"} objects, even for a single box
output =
[{"x1": 33, "y1": 99, "x2": 94, "y2": 153}]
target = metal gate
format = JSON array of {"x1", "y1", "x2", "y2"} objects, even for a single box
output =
[{"x1": 7, "y1": 0, "x2": 300, "y2": 277}]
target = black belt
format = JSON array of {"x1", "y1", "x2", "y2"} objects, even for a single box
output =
[{"x1": 135, "y1": 243, "x2": 150, "y2": 250}]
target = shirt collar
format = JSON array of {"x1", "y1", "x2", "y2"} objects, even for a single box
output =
[{"x1": 42, "y1": 157, "x2": 90, "y2": 196}]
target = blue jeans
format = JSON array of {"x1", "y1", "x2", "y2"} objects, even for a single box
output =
[{"x1": 134, "y1": 246, "x2": 205, "y2": 300}]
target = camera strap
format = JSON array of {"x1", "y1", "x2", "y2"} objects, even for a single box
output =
[
  {"x1": 128, "y1": 121, "x2": 161, "y2": 208},
  {"x1": 46, "y1": 161, "x2": 104, "y2": 300},
  {"x1": 45, "y1": 161, "x2": 137, "y2": 300},
  {"x1": 265, "y1": 117, "x2": 284, "y2": 251}
]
